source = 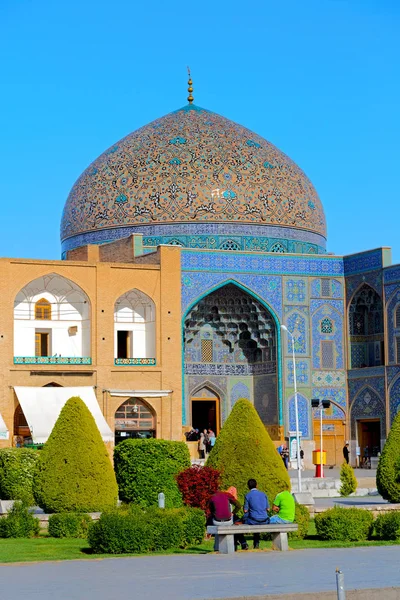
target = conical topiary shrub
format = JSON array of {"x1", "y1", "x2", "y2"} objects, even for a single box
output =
[
  {"x1": 206, "y1": 399, "x2": 290, "y2": 504},
  {"x1": 33, "y1": 397, "x2": 118, "y2": 513},
  {"x1": 377, "y1": 410, "x2": 400, "y2": 503}
]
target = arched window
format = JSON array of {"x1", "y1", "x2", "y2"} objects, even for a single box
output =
[
  {"x1": 114, "y1": 398, "x2": 156, "y2": 444},
  {"x1": 270, "y1": 242, "x2": 285, "y2": 253},
  {"x1": 321, "y1": 317, "x2": 333, "y2": 334},
  {"x1": 349, "y1": 284, "x2": 384, "y2": 368},
  {"x1": 168, "y1": 239, "x2": 184, "y2": 246},
  {"x1": 395, "y1": 304, "x2": 400, "y2": 329},
  {"x1": 114, "y1": 289, "x2": 156, "y2": 363},
  {"x1": 35, "y1": 298, "x2": 51, "y2": 320},
  {"x1": 219, "y1": 239, "x2": 240, "y2": 251}
]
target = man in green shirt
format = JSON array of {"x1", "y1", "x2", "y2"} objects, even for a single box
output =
[{"x1": 269, "y1": 490, "x2": 295, "y2": 523}]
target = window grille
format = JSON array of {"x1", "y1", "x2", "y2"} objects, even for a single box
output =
[
  {"x1": 396, "y1": 337, "x2": 400, "y2": 364},
  {"x1": 396, "y1": 305, "x2": 400, "y2": 328},
  {"x1": 201, "y1": 339, "x2": 213, "y2": 362},
  {"x1": 321, "y1": 340, "x2": 334, "y2": 368},
  {"x1": 270, "y1": 243, "x2": 285, "y2": 253},
  {"x1": 35, "y1": 298, "x2": 51, "y2": 320},
  {"x1": 219, "y1": 240, "x2": 240, "y2": 251},
  {"x1": 321, "y1": 317, "x2": 333, "y2": 334},
  {"x1": 321, "y1": 279, "x2": 331, "y2": 297}
]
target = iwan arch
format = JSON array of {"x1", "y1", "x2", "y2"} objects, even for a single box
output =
[{"x1": 0, "y1": 88, "x2": 400, "y2": 466}]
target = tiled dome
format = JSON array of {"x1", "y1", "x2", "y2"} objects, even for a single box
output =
[{"x1": 61, "y1": 104, "x2": 327, "y2": 254}]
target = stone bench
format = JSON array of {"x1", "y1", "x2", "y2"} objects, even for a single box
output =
[{"x1": 207, "y1": 523, "x2": 298, "y2": 554}]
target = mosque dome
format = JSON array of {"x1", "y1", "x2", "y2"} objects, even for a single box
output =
[{"x1": 61, "y1": 103, "x2": 327, "y2": 255}]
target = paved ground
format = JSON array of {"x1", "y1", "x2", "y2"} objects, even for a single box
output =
[
  {"x1": 289, "y1": 468, "x2": 377, "y2": 480},
  {"x1": 1, "y1": 546, "x2": 400, "y2": 599}
]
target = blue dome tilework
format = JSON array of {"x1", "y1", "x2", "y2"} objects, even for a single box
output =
[{"x1": 61, "y1": 104, "x2": 327, "y2": 252}]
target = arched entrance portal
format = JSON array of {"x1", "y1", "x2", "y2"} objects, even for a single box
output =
[
  {"x1": 114, "y1": 398, "x2": 156, "y2": 445},
  {"x1": 191, "y1": 387, "x2": 220, "y2": 433},
  {"x1": 184, "y1": 283, "x2": 278, "y2": 433}
]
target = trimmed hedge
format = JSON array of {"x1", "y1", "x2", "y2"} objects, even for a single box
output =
[
  {"x1": 289, "y1": 503, "x2": 310, "y2": 540},
  {"x1": 0, "y1": 501, "x2": 40, "y2": 538},
  {"x1": 88, "y1": 506, "x2": 205, "y2": 554},
  {"x1": 207, "y1": 399, "x2": 290, "y2": 504},
  {"x1": 114, "y1": 439, "x2": 191, "y2": 508},
  {"x1": 48, "y1": 512, "x2": 92, "y2": 538},
  {"x1": 339, "y1": 462, "x2": 357, "y2": 497},
  {"x1": 374, "y1": 512, "x2": 400, "y2": 540},
  {"x1": 315, "y1": 507, "x2": 373, "y2": 541},
  {"x1": 377, "y1": 410, "x2": 400, "y2": 503},
  {"x1": 33, "y1": 397, "x2": 118, "y2": 513},
  {"x1": 0, "y1": 448, "x2": 39, "y2": 505}
]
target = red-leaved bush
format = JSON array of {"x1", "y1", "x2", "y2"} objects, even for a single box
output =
[{"x1": 176, "y1": 465, "x2": 221, "y2": 514}]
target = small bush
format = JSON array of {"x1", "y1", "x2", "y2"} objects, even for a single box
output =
[
  {"x1": 48, "y1": 513, "x2": 92, "y2": 538},
  {"x1": 114, "y1": 439, "x2": 191, "y2": 508},
  {"x1": 88, "y1": 506, "x2": 205, "y2": 554},
  {"x1": 339, "y1": 462, "x2": 357, "y2": 497},
  {"x1": 375, "y1": 512, "x2": 400, "y2": 540},
  {"x1": 0, "y1": 448, "x2": 39, "y2": 505},
  {"x1": 289, "y1": 504, "x2": 310, "y2": 540},
  {"x1": 176, "y1": 465, "x2": 221, "y2": 514},
  {"x1": 315, "y1": 507, "x2": 373, "y2": 541},
  {"x1": 377, "y1": 411, "x2": 400, "y2": 503},
  {"x1": 0, "y1": 501, "x2": 40, "y2": 538}
]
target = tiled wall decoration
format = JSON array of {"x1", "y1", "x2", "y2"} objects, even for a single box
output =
[
  {"x1": 312, "y1": 371, "x2": 346, "y2": 387},
  {"x1": 288, "y1": 393, "x2": 310, "y2": 438},
  {"x1": 350, "y1": 386, "x2": 386, "y2": 437},
  {"x1": 311, "y1": 301, "x2": 344, "y2": 369},
  {"x1": 285, "y1": 279, "x2": 307, "y2": 304},
  {"x1": 389, "y1": 376, "x2": 400, "y2": 424}
]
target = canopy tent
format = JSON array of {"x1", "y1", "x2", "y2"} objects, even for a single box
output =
[
  {"x1": 14, "y1": 387, "x2": 113, "y2": 444},
  {"x1": 0, "y1": 413, "x2": 9, "y2": 440}
]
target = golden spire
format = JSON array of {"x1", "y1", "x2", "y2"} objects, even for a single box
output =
[{"x1": 187, "y1": 66, "x2": 194, "y2": 104}]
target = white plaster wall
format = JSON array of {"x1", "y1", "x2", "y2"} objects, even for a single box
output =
[
  {"x1": 14, "y1": 319, "x2": 90, "y2": 357},
  {"x1": 114, "y1": 289, "x2": 156, "y2": 359}
]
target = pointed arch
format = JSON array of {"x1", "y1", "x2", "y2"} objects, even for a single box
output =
[
  {"x1": 114, "y1": 289, "x2": 156, "y2": 362},
  {"x1": 348, "y1": 283, "x2": 384, "y2": 368}
]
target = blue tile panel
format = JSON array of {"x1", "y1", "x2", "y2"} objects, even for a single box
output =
[
  {"x1": 389, "y1": 375, "x2": 400, "y2": 424},
  {"x1": 343, "y1": 249, "x2": 385, "y2": 276},
  {"x1": 310, "y1": 300, "x2": 344, "y2": 369},
  {"x1": 349, "y1": 385, "x2": 386, "y2": 437},
  {"x1": 385, "y1": 285, "x2": 400, "y2": 364},
  {"x1": 288, "y1": 393, "x2": 310, "y2": 438}
]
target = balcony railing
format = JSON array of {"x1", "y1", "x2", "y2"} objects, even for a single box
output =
[
  {"x1": 14, "y1": 357, "x2": 92, "y2": 365},
  {"x1": 114, "y1": 358, "x2": 156, "y2": 366}
]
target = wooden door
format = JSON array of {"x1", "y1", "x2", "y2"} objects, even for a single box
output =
[{"x1": 313, "y1": 419, "x2": 345, "y2": 466}]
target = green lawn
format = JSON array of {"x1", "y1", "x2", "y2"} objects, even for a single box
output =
[{"x1": 0, "y1": 522, "x2": 399, "y2": 564}]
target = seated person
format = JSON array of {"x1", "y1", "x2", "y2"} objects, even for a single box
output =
[
  {"x1": 269, "y1": 489, "x2": 295, "y2": 524},
  {"x1": 209, "y1": 487, "x2": 248, "y2": 551},
  {"x1": 243, "y1": 478, "x2": 269, "y2": 549}
]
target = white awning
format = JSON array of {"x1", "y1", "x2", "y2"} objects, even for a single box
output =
[
  {"x1": 14, "y1": 387, "x2": 113, "y2": 444},
  {"x1": 0, "y1": 413, "x2": 9, "y2": 440}
]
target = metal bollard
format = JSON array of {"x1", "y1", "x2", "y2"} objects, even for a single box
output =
[
  {"x1": 336, "y1": 568, "x2": 345, "y2": 600},
  {"x1": 158, "y1": 492, "x2": 165, "y2": 509}
]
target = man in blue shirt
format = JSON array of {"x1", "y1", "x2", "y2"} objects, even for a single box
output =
[{"x1": 243, "y1": 479, "x2": 269, "y2": 549}]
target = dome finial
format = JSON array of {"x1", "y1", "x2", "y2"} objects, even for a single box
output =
[{"x1": 187, "y1": 66, "x2": 194, "y2": 104}]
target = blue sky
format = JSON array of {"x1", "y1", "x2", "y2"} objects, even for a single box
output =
[{"x1": 1, "y1": 0, "x2": 399, "y2": 262}]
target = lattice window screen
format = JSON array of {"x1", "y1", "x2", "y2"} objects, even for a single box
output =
[
  {"x1": 396, "y1": 305, "x2": 400, "y2": 328},
  {"x1": 201, "y1": 339, "x2": 213, "y2": 363},
  {"x1": 321, "y1": 340, "x2": 334, "y2": 368},
  {"x1": 321, "y1": 279, "x2": 331, "y2": 297},
  {"x1": 396, "y1": 337, "x2": 400, "y2": 364}
]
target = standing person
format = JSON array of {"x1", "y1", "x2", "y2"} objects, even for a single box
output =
[
  {"x1": 343, "y1": 442, "x2": 350, "y2": 465},
  {"x1": 242, "y1": 479, "x2": 269, "y2": 549},
  {"x1": 203, "y1": 429, "x2": 210, "y2": 455},
  {"x1": 198, "y1": 432, "x2": 206, "y2": 459},
  {"x1": 209, "y1": 487, "x2": 248, "y2": 551},
  {"x1": 269, "y1": 489, "x2": 295, "y2": 524},
  {"x1": 208, "y1": 429, "x2": 216, "y2": 449},
  {"x1": 300, "y1": 447, "x2": 305, "y2": 471},
  {"x1": 281, "y1": 444, "x2": 289, "y2": 470}
]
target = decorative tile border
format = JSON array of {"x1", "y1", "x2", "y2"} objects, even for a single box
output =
[
  {"x1": 114, "y1": 358, "x2": 156, "y2": 366},
  {"x1": 14, "y1": 357, "x2": 92, "y2": 365},
  {"x1": 312, "y1": 371, "x2": 346, "y2": 387}
]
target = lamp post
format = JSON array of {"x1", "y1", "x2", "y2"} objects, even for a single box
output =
[
  {"x1": 311, "y1": 398, "x2": 331, "y2": 478},
  {"x1": 281, "y1": 324, "x2": 302, "y2": 493}
]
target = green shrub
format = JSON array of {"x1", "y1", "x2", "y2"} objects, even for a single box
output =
[
  {"x1": 377, "y1": 411, "x2": 400, "y2": 503},
  {"x1": 114, "y1": 439, "x2": 190, "y2": 508},
  {"x1": 374, "y1": 512, "x2": 400, "y2": 540},
  {"x1": 48, "y1": 512, "x2": 92, "y2": 538},
  {"x1": 315, "y1": 507, "x2": 373, "y2": 541},
  {"x1": 0, "y1": 501, "x2": 40, "y2": 538},
  {"x1": 88, "y1": 506, "x2": 205, "y2": 554},
  {"x1": 0, "y1": 448, "x2": 39, "y2": 505},
  {"x1": 206, "y1": 399, "x2": 290, "y2": 504},
  {"x1": 33, "y1": 397, "x2": 118, "y2": 513},
  {"x1": 339, "y1": 462, "x2": 357, "y2": 497},
  {"x1": 289, "y1": 503, "x2": 310, "y2": 540}
]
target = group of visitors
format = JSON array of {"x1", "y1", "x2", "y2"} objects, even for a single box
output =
[
  {"x1": 277, "y1": 443, "x2": 305, "y2": 470},
  {"x1": 209, "y1": 479, "x2": 295, "y2": 551},
  {"x1": 198, "y1": 429, "x2": 216, "y2": 458}
]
